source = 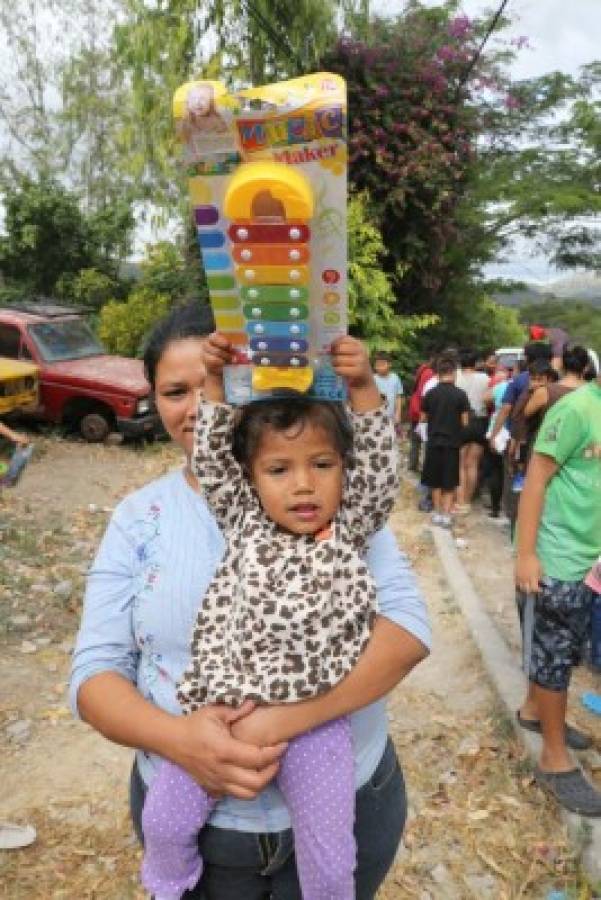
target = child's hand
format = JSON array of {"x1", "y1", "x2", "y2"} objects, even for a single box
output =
[
  {"x1": 330, "y1": 336, "x2": 374, "y2": 390},
  {"x1": 205, "y1": 332, "x2": 234, "y2": 376},
  {"x1": 331, "y1": 336, "x2": 382, "y2": 413}
]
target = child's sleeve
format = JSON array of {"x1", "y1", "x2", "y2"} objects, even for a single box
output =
[
  {"x1": 344, "y1": 404, "x2": 399, "y2": 536},
  {"x1": 192, "y1": 399, "x2": 250, "y2": 530}
]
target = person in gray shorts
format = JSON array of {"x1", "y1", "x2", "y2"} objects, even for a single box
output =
[{"x1": 515, "y1": 378, "x2": 601, "y2": 816}]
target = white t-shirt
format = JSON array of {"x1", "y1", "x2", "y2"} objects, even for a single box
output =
[{"x1": 455, "y1": 370, "x2": 489, "y2": 417}]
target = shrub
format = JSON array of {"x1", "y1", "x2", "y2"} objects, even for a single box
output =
[{"x1": 98, "y1": 287, "x2": 171, "y2": 356}]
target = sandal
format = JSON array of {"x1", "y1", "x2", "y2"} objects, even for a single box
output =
[
  {"x1": 516, "y1": 711, "x2": 592, "y2": 750},
  {"x1": 534, "y1": 767, "x2": 601, "y2": 817}
]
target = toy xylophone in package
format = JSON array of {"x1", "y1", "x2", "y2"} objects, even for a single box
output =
[{"x1": 173, "y1": 73, "x2": 348, "y2": 403}]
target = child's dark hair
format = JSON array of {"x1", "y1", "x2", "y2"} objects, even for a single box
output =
[
  {"x1": 459, "y1": 350, "x2": 478, "y2": 369},
  {"x1": 232, "y1": 397, "x2": 353, "y2": 468},
  {"x1": 524, "y1": 340, "x2": 552, "y2": 364},
  {"x1": 436, "y1": 355, "x2": 457, "y2": 377},
  {"x1": 528, "y1": 358, "x2": 555, "y2": 379},
  {"x1": 143, "y1": 302, "x2": 215, "y2": 389},
  {"x1": 562, "y1": 344, "x2": 590, "y2": 376},
  {"x1": 372, "y1": 350, "x2": 391, "y2": 363}
]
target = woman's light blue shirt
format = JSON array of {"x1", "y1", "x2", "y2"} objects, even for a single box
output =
[{"x1": 70, "y1": 469, "x2": 430, "y2": 833}]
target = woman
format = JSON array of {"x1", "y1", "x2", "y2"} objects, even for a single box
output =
[
  {"x1": 70, "y1": 303, "x2": 431, "y2": 899},
  {"x1": 455, "y1": 350, "x2": 490, "y2": 513},
  {"x1": 523, "y1": 343, "x2": 589, "y2": 421}
]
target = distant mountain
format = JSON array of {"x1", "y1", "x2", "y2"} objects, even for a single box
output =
[{"x1": 492, "y1": 271, "x2": 601, "y2": 308}]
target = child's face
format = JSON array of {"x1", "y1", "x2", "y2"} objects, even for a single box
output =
[
  {"x1": 250, "y1": 422, "x2": 344, "y2": 535},
  {"x1": 529, "y1": 373, "x2": 550, "y2": 392},
  {"x1": 374, "y1": 358, "x2": 391, "y2": 376},
  {"x1": 188, "y1": 86, "x2": 212, "y2": 117}
]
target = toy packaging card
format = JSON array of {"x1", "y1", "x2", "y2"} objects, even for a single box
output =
[{"x1": 173, "y1": 73, "x2": 348, "y2": 404}]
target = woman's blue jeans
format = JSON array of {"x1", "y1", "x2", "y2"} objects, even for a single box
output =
[{"x1": 130, "y1": 737, "x2": 407, "y2": 899}]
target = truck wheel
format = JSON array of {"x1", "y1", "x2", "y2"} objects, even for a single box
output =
[{"x1": 80, "y1": 412, "x2": 111, "y2": 443}]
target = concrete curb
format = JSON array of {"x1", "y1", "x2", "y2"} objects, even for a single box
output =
[{"x1": 430, "y1": 525, "x2": 601, "y2": 883}]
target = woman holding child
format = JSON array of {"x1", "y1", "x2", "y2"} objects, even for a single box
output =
[{"x1": 70, "y1": 303, "x2": 430, "y2": 898}]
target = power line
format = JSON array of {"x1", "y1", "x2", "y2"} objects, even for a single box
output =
[
  {"x1": 456, "y1": 0, "x2": 511, "y2": 95},
  {"x1": 242, "y1": 0, "x2": 304, "y2": 77}
]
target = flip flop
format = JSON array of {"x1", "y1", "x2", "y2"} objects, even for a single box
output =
[
  {"x1": 534, "y1": 767, "x2": 601, "y2": 817},
  {"x1": 0, "y1": 822, "x2": 37, "y2": 850},
  {"x1": 516, "y1": 711, "x2": 592, "y2": 750},
  {"x1": 581, "y1": 692, "x2": 601, "y2": 717}
]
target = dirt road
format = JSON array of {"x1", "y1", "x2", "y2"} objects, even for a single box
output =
[{"x1": 0, "y1": 440, "x2": 595, "y2": 897}]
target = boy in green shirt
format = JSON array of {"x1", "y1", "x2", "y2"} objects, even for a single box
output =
[{"x1": 515, "y1": 378, "x2": 601, "y2": 816}]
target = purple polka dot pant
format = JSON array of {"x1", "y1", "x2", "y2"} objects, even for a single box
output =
[{"x1": 140, "y1": 716, "x2": 356, "y2": 899}]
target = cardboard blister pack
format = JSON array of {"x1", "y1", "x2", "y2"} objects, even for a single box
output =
[{"x1": 173, "y1": 73, "x2": 348, "y2": 404}]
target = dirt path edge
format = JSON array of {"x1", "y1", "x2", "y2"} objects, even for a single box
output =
[{"x1": 430, "y1": 524, "x2": 601, "y2": 882}]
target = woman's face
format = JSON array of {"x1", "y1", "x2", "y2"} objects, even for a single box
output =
[{"x1": 154, "y1": 337, "x2": 207, "y2": 458}]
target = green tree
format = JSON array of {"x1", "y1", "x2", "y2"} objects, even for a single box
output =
[
  {"x1": 0, "y1": 177, "x2": 132, "y2": 296},
  {"x1": 348, "y1": 193, "x2": 437, "y2": 358},
  {"x1": 477, "y1": 64, "x2": 601, "y2": 272},
  {"x1": 137, "y1": 240, "x2": 207, "y2": 305},
  {"x1": 0, "y1": 178, "x2": 95, "y2": 294},
  {"x1": 322, "y1": 2, "x2": 595, "y2": 325},
  {"x1": 56, "y1": 268, "x2": 120, "y2": 311}
]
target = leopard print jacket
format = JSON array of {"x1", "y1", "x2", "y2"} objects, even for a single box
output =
[{"x1": 177, "y1": 401, "x2": 399, "y2": 710}]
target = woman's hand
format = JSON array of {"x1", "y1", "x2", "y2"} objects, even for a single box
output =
[
  {"x1": 170, "y1": 701, "x2": 287, "y2": 800},
  {"x1": 515, "y1": 552, "x2": 543, "y2": 594}
]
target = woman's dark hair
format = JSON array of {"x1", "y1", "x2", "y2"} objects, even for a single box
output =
[
  {"x1": 232, "y1": 397, "x2": 353, "y2": 468},
  {"x1": 562, "y1": 344, "x2": 590, "y2": 376},
  {"x1": 143, "y1": 302, "x2": 215, "y2": 389}
]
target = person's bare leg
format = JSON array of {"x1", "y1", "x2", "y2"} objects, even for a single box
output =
[
  {"x1": 440, "y1": 491, "x2": 453, "y2": 515},
  {"x1": 464, "y1": 443, "x2": 483, "y2": 504},
  {"x1": 519, "y1": 682, "x2": 539, "y2": 720},
  {"x1": 456, "y1": 446, "x2": 468, "y2": 506},
  {"x1": 535, "y1": 685, "x2": 573, "y2": 772},
  {"x1": 432, "y1": 488, "x2": 442, "y2": 513}
]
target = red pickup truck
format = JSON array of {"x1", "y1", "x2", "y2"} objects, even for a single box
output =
[{"x1": 0, "y1": 304, "x2": 159, "y2": 441}]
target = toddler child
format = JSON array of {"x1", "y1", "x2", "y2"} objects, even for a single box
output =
[{"x1": 141, "y1": 333, "x2": 399, "y2": 899}]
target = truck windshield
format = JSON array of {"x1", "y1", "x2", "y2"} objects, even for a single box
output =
[{"x1": 28, "y1": 320, "x2": 105, "y2": 362}]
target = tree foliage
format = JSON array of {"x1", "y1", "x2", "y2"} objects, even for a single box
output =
[
  {"x1": 323, "y1": 4, "x2": 493, "y2": 313},
  {"x1": 98, "y1": 287, "x2": 171, "y2": 356},
  {"x1": 348, "y1": 193, "x2": 437, "y2": 355},
  {"x1": 0, "y1": 177, "x2": 96, "y2": 294},
  {"x1": 0, "y1": 1, "x2": 131, "y2": 210},
  {"x1": 0, "y1": 177, "x2": 132, "y2": 296},
  {"x1": 479, "y1": 63, "x2": 601, "y2": 271}
]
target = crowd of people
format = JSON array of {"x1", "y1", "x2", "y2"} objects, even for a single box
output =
[
  {"x1": 405, "y1": 337, "x2": 601, "y2": 817},
  {"x1": 406, "y1": 340, "x2": 597, "y2": 533}
]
